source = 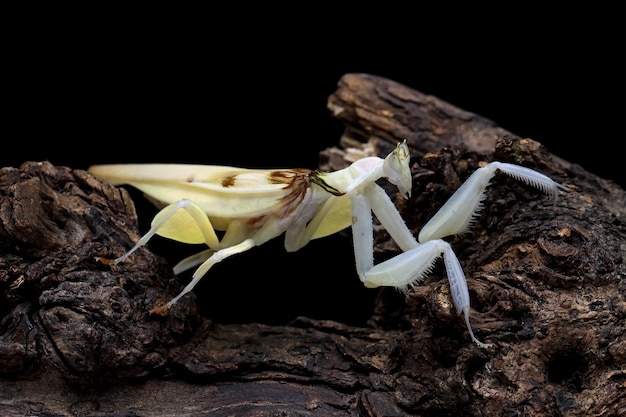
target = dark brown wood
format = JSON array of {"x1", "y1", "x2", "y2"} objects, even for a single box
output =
[
  {"x1": 323, "y1": 73, "x2": 511, "y2": 163},
  {"x1": 1, "y1": 74, "x2": 624, "y2": 416},
  {"x1": 321, "y1": 73, "x2": 572, "y2": 172}
]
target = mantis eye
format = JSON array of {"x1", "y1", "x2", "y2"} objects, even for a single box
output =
[{"x1": 383, "y1": 140, "x2": 412, "y2": 199}]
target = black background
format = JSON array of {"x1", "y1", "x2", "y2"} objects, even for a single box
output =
[{"x1": 3, "y1": 2, "x2": 624, "y2": 325}]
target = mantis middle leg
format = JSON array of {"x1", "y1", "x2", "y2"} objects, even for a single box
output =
[{"x1": 108, "y1": 198, "x2": 293, "y2": 313}]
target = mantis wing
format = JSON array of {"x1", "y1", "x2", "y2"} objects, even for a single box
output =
[
  {"x1": 88, "y1": 164, "x2": 312, "y2": 230},
  {"x1": 310, "y1": 194, "x2": 352, "y2": 239}
]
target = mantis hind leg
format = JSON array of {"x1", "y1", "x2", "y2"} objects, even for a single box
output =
[{"x1": 104, "y1": 199, "x2": 222, "y2": 265}]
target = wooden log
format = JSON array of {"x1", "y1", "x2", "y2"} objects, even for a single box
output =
[{"x1": 0, "y1": 74, "x2": 624, "y2": 416}]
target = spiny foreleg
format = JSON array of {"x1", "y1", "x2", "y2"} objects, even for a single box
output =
[
  {"x1": 351, "y1": 184, "x2": 491, "y2": 347},
  {"x1": 362, "y1": 239, "x2": 491, "y2": 348},
  {"x1": 418, "y1": 162, "x2": 568, "y2": 243}
]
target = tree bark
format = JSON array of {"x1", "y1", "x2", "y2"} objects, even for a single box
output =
[{"x1": 1, "y1": 73, "x2": 624, "y2": 416}]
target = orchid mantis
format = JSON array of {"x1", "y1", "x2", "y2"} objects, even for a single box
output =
[{"x1": 89, "y1": 141, "x2": 566, "y2": 347}]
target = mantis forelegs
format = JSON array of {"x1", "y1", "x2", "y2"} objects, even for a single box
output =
[
  {"x1": 362, "y1": 239, "x2": 491, "y2": 347},
  {"x1": 418, "y1": 162, "x2": 568, "y2": 242},
  {"x1": 349, "y1": 161, "x2": 566, "y2": 347},
  {"x1": 351, "y1": 184, "x2": 491, "y2": 347}
]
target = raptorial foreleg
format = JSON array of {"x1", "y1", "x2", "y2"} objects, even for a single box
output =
[
  {"x1": 418, "y1": 162, "x2": 568, "y2": 242},
  {"x1": 362, "y1": 239, "x2": 491, "y2": 347},
  {"x1": 350, "y1": 184, "x2": 491, "y2": 347}
]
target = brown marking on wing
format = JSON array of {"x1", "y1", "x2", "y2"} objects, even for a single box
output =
[
  {"x1": 245, "y1": 215, "x2": 266, "y2": 228},
  {"x1": 221, "y1": 175, "x2": 236, "y2": 187},
  {"x1": 268, "y1": 169, "x2": 311, "y2": 184},
  {"x1": 270, "y1": 169, "x2": 313, "y2": 217}
]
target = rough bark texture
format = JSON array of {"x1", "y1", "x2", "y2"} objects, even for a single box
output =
[{"x1": 1, "y1": 73, "x2": 624, "y2": 416}]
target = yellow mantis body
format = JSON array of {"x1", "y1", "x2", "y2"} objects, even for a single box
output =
[{"x1": 89, "y1": 141, "x2": 566, "y2": 347}]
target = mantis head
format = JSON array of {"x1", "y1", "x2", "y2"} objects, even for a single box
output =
[{"x1": 383, "y1": 140, "x2": 412, "y2": 198}]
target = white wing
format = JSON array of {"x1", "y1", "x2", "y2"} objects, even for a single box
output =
[{"x1": 88, "y1": 164, "x2": 313, "y2": 224}]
